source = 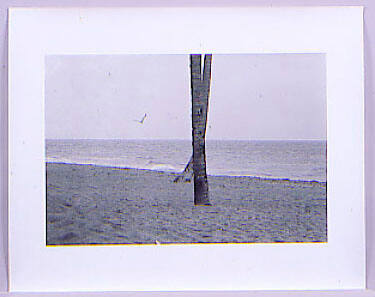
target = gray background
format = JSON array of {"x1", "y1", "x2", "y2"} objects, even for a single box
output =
[
  {"x1": 1, "y1": 1, "x2": 374, "y2": 296},
  {"x1": 45, "y1": 54, "x2": 326, "y2": 140}
]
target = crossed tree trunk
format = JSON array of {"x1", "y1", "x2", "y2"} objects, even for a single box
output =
[{"x1": 174, "y1": 54, "x2": 212, "y2": 206}]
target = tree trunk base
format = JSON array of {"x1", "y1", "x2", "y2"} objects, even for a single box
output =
[{"x1": 194, "y1": 202, "x2": 212, "y2": 206}]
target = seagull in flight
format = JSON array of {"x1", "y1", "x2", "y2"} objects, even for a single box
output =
[{"x1": 134, "y1": 113, "x2": 147, "y2": 124}]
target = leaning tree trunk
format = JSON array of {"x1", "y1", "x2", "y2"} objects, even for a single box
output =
[
  {"x1": 191, "y1": 54, "x2": 212, "y2": 206},
  {"x1": 173, "y1": 155, "x2": 193, "y2": 183}
]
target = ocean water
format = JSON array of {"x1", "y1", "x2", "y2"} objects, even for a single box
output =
[{"x1": 46, "y1": 139, "x2": 327, "y2": 182}]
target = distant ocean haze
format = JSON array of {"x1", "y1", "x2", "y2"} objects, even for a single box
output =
[{"x1": 45, "y1": 139, "x2": 327, "y2": 182}]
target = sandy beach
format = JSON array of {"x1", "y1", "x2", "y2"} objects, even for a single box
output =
[{"x1": 46, "y1": 162, "x2": 327, "y2": 245}]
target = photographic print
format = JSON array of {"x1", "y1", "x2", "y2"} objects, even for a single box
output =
[
  {"x1": 45, "y1": 53, "x2": 327, "y2": 245},
  {"x1": 9, "y1": 7, "x2": 364, "y2": 291}
]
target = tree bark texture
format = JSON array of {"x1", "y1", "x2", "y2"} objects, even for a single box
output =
[{"x1": 191, "y1": 54, "x2": 212, "y2": 206}]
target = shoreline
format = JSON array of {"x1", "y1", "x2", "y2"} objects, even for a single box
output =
[{"x1": 45, "y1": 161, "x2": 327, "y2": 184}]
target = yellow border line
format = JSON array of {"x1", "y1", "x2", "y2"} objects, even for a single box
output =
[{"x1": 46, "y1": 241, "x2": 328, "y2": 247}]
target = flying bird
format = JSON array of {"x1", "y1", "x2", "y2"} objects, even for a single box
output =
[{"x1": 134, "y1": 113, "x2": 147, "y2": 124}]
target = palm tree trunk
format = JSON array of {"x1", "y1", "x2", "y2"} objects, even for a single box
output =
[{"x1": 191, "y1": 54, "x2": 212, "y2": 206}]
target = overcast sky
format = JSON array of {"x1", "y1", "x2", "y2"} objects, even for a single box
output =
[{"x1": 45, "y1": 54, "x2": 326, "y2": 140}]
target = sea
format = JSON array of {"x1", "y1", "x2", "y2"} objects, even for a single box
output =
[{"x1": 46, "y1": 139, "x2": 327, "y2": 182}]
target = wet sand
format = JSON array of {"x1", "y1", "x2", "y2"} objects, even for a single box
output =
[{"x1": 46, "y1": 162, "x2": 327, "y2": 245}]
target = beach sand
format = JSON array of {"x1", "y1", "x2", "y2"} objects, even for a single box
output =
[{"x1": 46, "y1": 162, "x2": 327, "y2": 245}]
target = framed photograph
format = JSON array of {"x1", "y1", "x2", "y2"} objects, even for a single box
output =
[{"x1": 8, "y1": 6, "x2": 364, "y2": 292}]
